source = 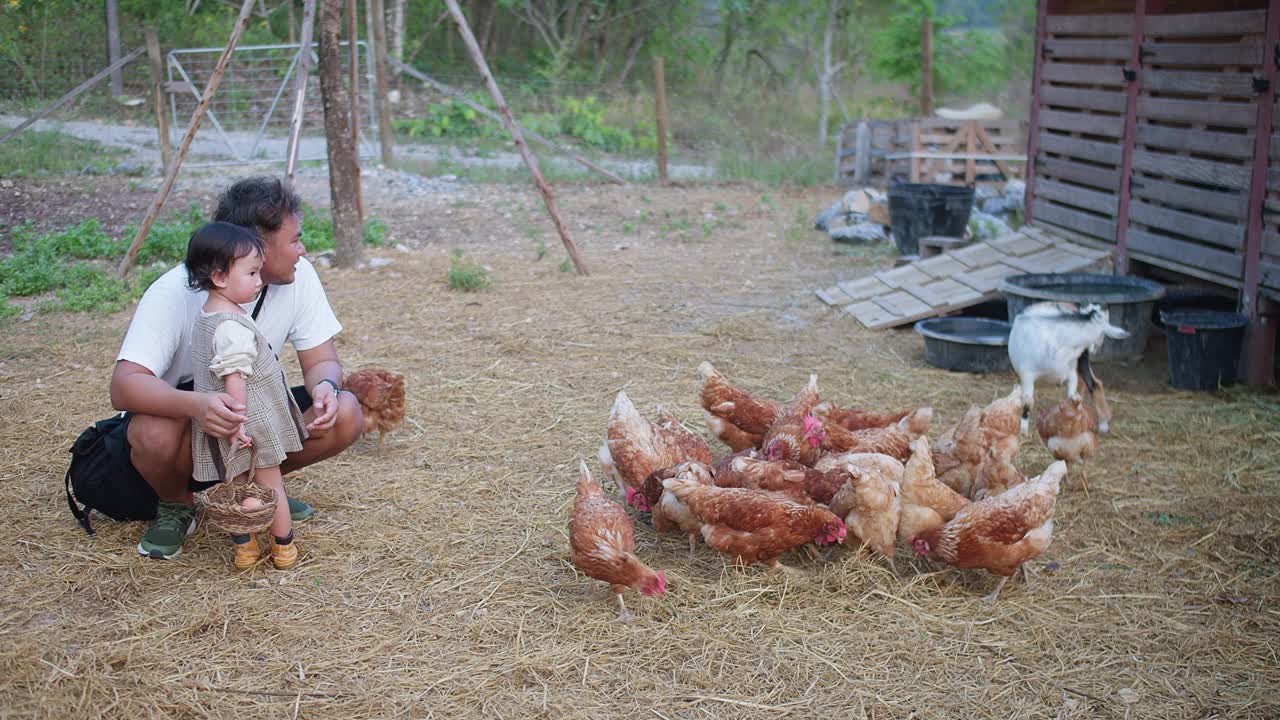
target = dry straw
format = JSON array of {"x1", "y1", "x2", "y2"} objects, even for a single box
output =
[{"x1": 0, "y1": 181, "x2": 1277, "y2": 718}]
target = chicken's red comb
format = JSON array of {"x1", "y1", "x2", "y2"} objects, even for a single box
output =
[{"x1": 803, "y1": 415, "x2": 821, "y2": 434}]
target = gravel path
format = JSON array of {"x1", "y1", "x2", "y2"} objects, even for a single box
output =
[{"x1": 0, "y1": 113, "x2": 712, "y2": 182}]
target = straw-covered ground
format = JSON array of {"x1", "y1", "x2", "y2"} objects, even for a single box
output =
[{"x1": 1, "y1": 178, "x2": 1278, "y2": 719}]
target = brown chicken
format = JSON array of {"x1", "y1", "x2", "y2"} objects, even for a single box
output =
[
  {"x1": 709, "y1": 448, "x2": 757, "y2": 488},
  {"x1": 971, "y1": 443, "x2": 1026, "y2": 500},
  {"x1": 760, "y1": 374, "x2": 824, "y2": 466},
  {"x1": 639, "y1": 461, "x2": 715, "y2": 554},
  {"x1": 931, "y1": 405, "x2": 985, "y2": 497},
  {"x1": 723, "y1": 456, "x2": 848, "y2": 506},
  {"x1": 813, "y1": 401, "x2": 912, "y2": 432},
  {"x1": 599, "y1": 391, "x2": 713, "y2": 512},
  {"x1": 661, "y1": 477, "x2": 847, "y2": 570},
  {"x1": 897, "y1": 437, "x2": 969, "y2": 545},
  {"x1": 910, "y1": 460, "x2": 1068, "y2": 602},
  {"x1": 819, "y1": 407, "x2": 933, "y2": 463},
  {"x1": 828, "y1": 464, "x2": 901, "y2": 570},
  {"x1": 697, "y1": 362, "x2": 781, "y2": 451},
  {"x1": 1037, "y1": 396, "x2": 1098, "y2": 490},
  {"x1": 568, "y1": 463, "x2": 668, "y2": 620},
  {"x1": 344, "y1": 368, "x2": 406, "y2": 449},
  {"x1": 980, "y1": 385, "x2": 1024, "y2": 447}
]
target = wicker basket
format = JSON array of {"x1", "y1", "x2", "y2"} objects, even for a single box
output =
[{"x1": 197, "y1": 450, "x2": 277, "y2": 535}]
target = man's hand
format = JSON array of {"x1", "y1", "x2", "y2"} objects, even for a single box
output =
[
  {"x1": 196, "y1": 392, "x2": 248, "y2": 438},
  {"x1": 306, "y1": 382, "x2": 339, "y2": 434}
]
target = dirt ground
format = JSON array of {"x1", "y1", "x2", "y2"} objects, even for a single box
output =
[{"x1": 1, "y1": 175, "x2": 1278, "y2": 719}]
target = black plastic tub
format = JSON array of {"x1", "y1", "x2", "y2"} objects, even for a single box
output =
[
  {"x1": 888, "y1": 183, "x2": 975, "y2": 256},
  {"x1": 915, "y1": 317, "x2": 1012, "y2": 373},
  {"x1": 1160, "y1": 309, "x2": 1248, "y2": 390},
  {"x1": 1153, "y1": 289, "x2": 1238, "y2": 330},
  {"x1": 1000, "y1": 272, "x2": 1166, "y2": 362}
]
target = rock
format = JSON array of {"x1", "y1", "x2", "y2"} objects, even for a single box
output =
[
  {"x1": 368, "y1": 257, "x2": 395, "y2": 268},
  {"x1": 1003, "y1": 179, "x2": 1026, "y2": 203},
  {"x1": 814, "y1": 201, "x2": 843, "y2": 232},
  {"x1": 112, "y1": 160, "x2": 147, "y2": 177},
  {"x1": 842, "y1": 189, "x2": 873, "y2": 215},
  {"x1": 394, "y1": 243, "x2": 412, "y2": 253},
  {"x1": 868, "y1": 201, "x2": 891, "y2": 227},
  {"x1": 967, "y1": 210, "x2": 1012, "y2": 242},
  {"x1": 830, "y1": 222, "x2": 887, "y2": 244},
  {"x1": 81, "y1": 165, "x2": 100, "y2": 176},
  {"x1": 974, "y1": 185, "x2": 999, "y2": 202},
  {"x1": 981, "y1": 196, "x2": 1015, "y2": 216},
  {"x1": 313, "y1": 255, "x2": 332, "y2": 268},
  {"x1": 0, "y1": 179, "x2": 12, "y2": 189}
]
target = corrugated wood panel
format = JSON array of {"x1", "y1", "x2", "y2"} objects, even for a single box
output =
[
  {"x1": 1132, "y1": 150, "x2": 1253, "y2": 190},
  {"x1": 1042, "y1": 61, "x2": 1128, "y2": 86},
  {"x1": 874, "y1": 264, "x2": 934, "y2": 289},
  {"x1": 1032, "y1": 199, "x2": 1118, "y2": 242},
  {"x1": 1144, "y1": 10, "x2": 1266, "y2": 37},
  {"x1": 902, "y1": 278, "x2": 985, "y2": 308},
  {"x1": 1141, "y1": 70, "x2": 1257, "y2": 97},
  {"x1": 914, "y1": 254, "x2": 969, "y2": 279},
  {"x1": 988, "y1": 232, "x2": 1052, "y2": 257},
  {"x1": 1136, "y1": 125, "x2": 1255, "y2": 160},
  {"x1": 1137, "y1": 97, "x2": 1256, "y2": 128},
  {"x1": 949, "y1": 242, "x2": 1004, "y2": 268},
  {"x1": 1127, "y1": 229, "x2": 1243, "y2": 278},
  {"x1": 1131, "y1": 176, "x2": 1249, "y2": 219},
  {"x1": 1036, "y1": 177, "x2": 1120, "y2": 215},
  {"x1": 1040, "y1": 86, "x2": 1127, "y2": 113},
  {"x1": 1128, "y1": 200, "x2": 1245, "y2": 250},
  {"x1": 1046, "y1": 14, "x2": 1134, "y2": 35},
  {"x1": 1035, "y1": 156, "x2": 1122, "y2": 191},
  {"x1": 843, "y1": 299, "x2": 899, "y2": 328},
  {"x1": 1141, "y1": 41, "x2": 1263, "y2": 66},
  {"x1": 837, "y1": 276, "x2": 891, "y2": 302},
  {"x1": 872, "y1": 290, "x2": 932, "y2": 318},
  {"x1": 1038, "y1": 109, "x2": 1125, "y2": 137},
  {"x1": 1044, "y1": 39, "x2": 1131, "y2": 60},
  {"x1": 953, "y1": 263, "x2": 1022, "y2": 293},
  {"x1": 1037, "y1": 132, "x2": 1123, "y2": 165}
]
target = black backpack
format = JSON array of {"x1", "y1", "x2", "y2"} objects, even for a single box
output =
[{"x1": 65, "y1": 415, "x2": 158, "y2": 535}]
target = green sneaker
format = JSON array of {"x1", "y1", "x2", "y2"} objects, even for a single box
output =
[
  {"x1": 137, "y1": 501, "x2": 197, "y2": 560},
  {"x1": 288, "y1": 497, "x2": 314, "y2": 523}
]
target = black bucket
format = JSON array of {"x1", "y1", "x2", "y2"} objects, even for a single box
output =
[
  {"x1": 915, "y1": 317, "x2": 1012, "y2": 373},
  {"x1": 1153, "y1": 289, "x2": 1237, "y2": 330},
  {"x1": 1000, "y1": 272, "x2": 1166, "y2": 362},
  {"x1": 1160, "y1": 310, "x2": 1248, "y2": 390},
  {"x1": 888, "y1": 183, "x2": 975, "y2": 255}
]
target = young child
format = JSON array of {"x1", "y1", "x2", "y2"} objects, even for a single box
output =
[{"x1": 185, "y1": 222, "x2": 308, "y2": 570}]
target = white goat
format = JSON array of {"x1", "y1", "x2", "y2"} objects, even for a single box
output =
[{"x1": 1008, "y1": 302, "x2": 1129, "y2": 434}]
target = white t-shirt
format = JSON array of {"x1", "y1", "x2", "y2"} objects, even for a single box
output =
[{"x1": 116, "y1": 258, "x2": 342, "y2": 386}]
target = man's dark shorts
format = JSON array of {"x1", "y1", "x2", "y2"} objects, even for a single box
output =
[{"x1": 96, "y1": 382, "x2": 313, "y2": 496}]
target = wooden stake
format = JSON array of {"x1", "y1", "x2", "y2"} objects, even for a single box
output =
[
  {"x1": 144, "y1": 28, "x2": 173, "y2": 175},
  {"x1": 285, "y1": 0, "x2": 317, "y2": 186},
  {"x1": 654, "y1": 56, "x2": 668, "y2": 183},
  {"x1": 441, "y1": 0, "x2": 589, "y2": 275},
  {"x1": 116, "y1": 0, "x2": 257, "y2": 278},
  {"x1": 346, "y1": 0, "x2": 364, "y2": 225},
  {"x1": 389, "y1": 58, "x2": 626, "y2": 185},
  {"x1": 288, "y1": 0, "x2": 297, "y2": 44},
  {"x1": 0, "y1": 47, "x2": 143, "y2": 146},
  {"x1": 369, "y1": 0, "x2": 394, "y2": 166},
  {"x1": 920, "y1": 17, "x2": 933, "y2": 117}
]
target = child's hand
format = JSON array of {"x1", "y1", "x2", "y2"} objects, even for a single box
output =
[{"x1": 233, "y1": 425, "x2": 253, "y2": 449}]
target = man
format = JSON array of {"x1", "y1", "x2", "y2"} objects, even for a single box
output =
[{"x1": 110, "y1": 176, "x2": 362, "y2": 559}]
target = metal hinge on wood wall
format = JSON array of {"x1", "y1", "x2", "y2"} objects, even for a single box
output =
[
  {"x1": 1255, "y1": 76, "x2": 1271, "y2": 94},
  {"x1": 1138, "y1": 45, "x2": 1154, "y2": 61},
  {"x1": 1123, "y1": 67, "x2": 1137, "y2": 82}
]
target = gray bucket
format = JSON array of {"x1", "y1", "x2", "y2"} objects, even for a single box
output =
[{"x1": 999, "y1": 272, "x2": 1166, "y2": 362}]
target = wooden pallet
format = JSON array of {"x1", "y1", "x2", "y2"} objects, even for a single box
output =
[{"x1": 815, "y1": 227, "x2": 1111, "y2": 329}]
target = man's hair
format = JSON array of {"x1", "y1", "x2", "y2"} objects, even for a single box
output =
[
  {"x1": 212, "y1": 176, "x2": 301, "y2": 236},
  {"x1": 185, "y1": 222, "x2": 264, "y2": 291}
]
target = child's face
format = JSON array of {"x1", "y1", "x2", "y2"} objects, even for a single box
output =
[{"x1": 214, "y1": 251, "x2": 264, "y2": 304}]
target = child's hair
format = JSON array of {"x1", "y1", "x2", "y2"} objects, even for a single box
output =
[{"x1": 185, "y1": 222, "x2": 265, "y2": 292}]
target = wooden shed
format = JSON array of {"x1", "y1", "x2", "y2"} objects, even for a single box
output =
[{"x1": 1026, "y1": 0, "x2": 1278, "y2": 383}]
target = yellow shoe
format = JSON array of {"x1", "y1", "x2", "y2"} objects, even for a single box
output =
[
  {"x1": 271, "y1": 539, "x2": 299, "y2": 570},
  {"x1": 233, "y1": 536, "x2": 262, "y2": 571}
]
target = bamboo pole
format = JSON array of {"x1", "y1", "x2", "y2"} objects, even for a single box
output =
[
  {"x1": 369, "y1": 0, "x2": 394, "y2": 167},
  {"x1": 117, "y1": 0, "x2": 257, "y2": 278},
  {"x1": 388, "y1": 58, "x2": 627, "y2": 185},
  {"x1": 144, "y1": 28, "x2": 173, "y2": 174},
  {"x1": 440, "y1": 0, "x2": 589, "y2": 275},
  {"x1": 0, "y1": 47, "x2": 144, "y2": 146},
  {"x1": 654, "y1": 56, "x2": 668, "y2": 183},
  {"x1": 285, "y1": 0, "x2": 318, "y2": 187},
  {"x1": 346, "y1": 0, "x2": 364, "y2": 224}
]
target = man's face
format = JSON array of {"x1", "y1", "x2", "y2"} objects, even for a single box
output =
[{"x1": 260, "y1": 212, "x2": 305, "y2": 285}]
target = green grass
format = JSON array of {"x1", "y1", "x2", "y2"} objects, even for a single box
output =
[
  {"x1": 446, "y1": 249, "x2": 492, "y2": 291},
  {"x1": 713, "y1": 148, "x2": 831, "y2": 187},
  {"x1": 0, "y1": 129, "x2": 127, "y2": 177},
  {"x1": 0, "y1": 206, "x2": 386, "y2": 318}
]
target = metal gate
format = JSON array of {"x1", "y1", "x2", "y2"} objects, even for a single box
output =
[{"x1": 166, "y1": 41, "x2": 379, "y2": 167}]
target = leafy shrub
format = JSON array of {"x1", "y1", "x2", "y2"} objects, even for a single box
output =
[
  {"x1": 447, "y1": 249, "x2": 492, "y2": 291},
  {"x1": 396, "y1": 96, "x2": 497, "y2": 139},
  {"x1": 559, "y1": 97, "x2": 634, "y2": 152}
]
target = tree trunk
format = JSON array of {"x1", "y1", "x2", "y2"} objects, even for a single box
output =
[
  {"x1": 817, "y1": 0, "x2": 835, "y2": 147},
  {"x1": 105, "y1": 0, "x2": 123, "y2": 97},
  {"x1": 318, "y1": 0, "x2": 363, "y2": 267},
  {"x1": 610, "y1": 32, "x2": 645, "y2": 90},
  {"x1": 711, "y1": 15, "x2": 736, "y2": 105}
]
